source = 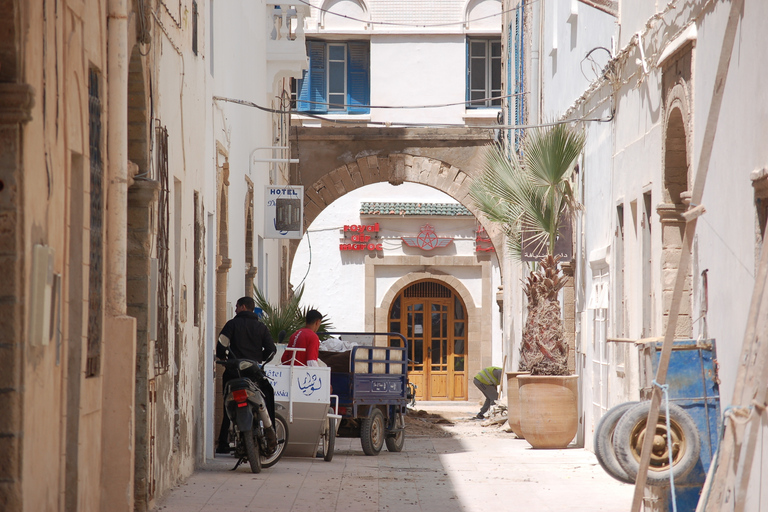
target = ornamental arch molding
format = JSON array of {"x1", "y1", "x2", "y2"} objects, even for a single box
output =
[{"x1": 658, "y1": 79, "x2": 693, "y2": 338}]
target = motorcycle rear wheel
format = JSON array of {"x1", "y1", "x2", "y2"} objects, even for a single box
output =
[
  {"x1": 262, "y1": 414, "x2": 288, "y2": 468},
  {"x1": 243, "y1": 431, "x2": 262, "y2": 474}
]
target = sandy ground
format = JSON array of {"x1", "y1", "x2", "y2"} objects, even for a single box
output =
[{"x1": 405, "y1": 406, "x2": 513, "y2": 439}]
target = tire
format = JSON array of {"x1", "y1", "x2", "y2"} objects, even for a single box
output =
[
  {"x1": 613, "y1": 401, "x2": 700, "y2": 486},
  {"x1": 594, "y1": 402, "x2": 637, "y2": 484},
  {"x1": 385, "y1": 412, "x2": 405, "y2": 453},
  {"x1": 361, "y1": 408, "x2": 385, "y2": 456},
  {"x1": 262, "y1": 414, "x2": 288, "y2": 469},
  {"x1": 243, "y1": 430, "x2": 262, "y2": 474},
  {"x1": 320, "y1": 408, "x2": 336, "y2": 462}
]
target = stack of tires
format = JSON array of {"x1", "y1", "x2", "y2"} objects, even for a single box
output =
[{"x1": 594, "y1": 401, "x2": 701, "y2": 486}]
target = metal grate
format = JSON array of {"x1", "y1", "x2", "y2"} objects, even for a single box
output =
[
  {"x1": 155, "y1": 125, "x2": 170, "y2": 374},
  {"x1": 403, "y1": 281, "x2": 451, "y2": 299},
  {"x1": 86, "y1": 68, "x2": 103, "y2": 378}
]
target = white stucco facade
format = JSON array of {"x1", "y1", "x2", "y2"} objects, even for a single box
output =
[
  {"x1": 519, "y1": 0, "x2": 768, "y2": 507},
  {"x1": 204, "y1": 0, "x2": 309, "y2": 460}
]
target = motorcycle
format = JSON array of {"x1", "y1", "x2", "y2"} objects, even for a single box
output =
[{"x1": 217, "y1": 358, "x2": 289, "y2": 473}]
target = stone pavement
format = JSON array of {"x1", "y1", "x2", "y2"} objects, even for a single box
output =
[{"x1": 154, "y1": 403, "x2": 633, "y2": 512}]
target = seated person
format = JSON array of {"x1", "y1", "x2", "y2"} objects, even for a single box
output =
[{"x1": 281, "y1": 309, "x2": 323, "y2": 366}]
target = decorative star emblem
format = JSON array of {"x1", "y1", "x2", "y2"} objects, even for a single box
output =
[{"x1": 402, "y1": 224, "x2": 453, "y2": 251}]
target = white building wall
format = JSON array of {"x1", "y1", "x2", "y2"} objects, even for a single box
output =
[
  {"x1": 539, "y1": 0, "x2": 617, "y2": 119},
  {"x1": 548, "y1": 0, "x2": 768, "y2": 504},
  {"x1": 299, "y1": 0, "x2": 503, "y2": 127},
  {"x1": 205, "y1": 0, "x2": 307, "y2": 459},
  {"x1": 291, "y1": 182, "x2": 503, "y2": 365},
  {"x1": 370, "y1": 35, "x2": 467, "y2": 125}
]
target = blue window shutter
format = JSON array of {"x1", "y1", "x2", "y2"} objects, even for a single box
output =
[
  {"x1": 304, "y1": 41, "x2": 326, "y2": 113},
  {"x1": 347, "y1": 41, "x2": 369, "y2": 114},
  {"x1": 466, "y1": 38, "x2": 470, "y2": 105},
  {"x1": 297, "y1": 69, "x2": 310, "y2": 111}
]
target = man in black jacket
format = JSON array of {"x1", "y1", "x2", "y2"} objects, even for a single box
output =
[{"x1": 216, "y1": 296, "x2": 277, "y2": 454}]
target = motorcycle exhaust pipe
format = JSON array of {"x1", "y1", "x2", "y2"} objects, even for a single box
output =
[{"x1": 258, "y1": 402, "x2": 272, "y2": 429}]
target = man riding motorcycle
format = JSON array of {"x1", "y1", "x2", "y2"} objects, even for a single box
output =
[{"x1": 216, "y1": 296, "x2": 278, "y2": 455}]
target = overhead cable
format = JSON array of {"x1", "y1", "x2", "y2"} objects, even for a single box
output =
[
  {"x1": 294, "y1": 0, "x2": 534, "y2": 28},
  {"x1": 213, "y1": 96, "x2": 614, "y2": 130}
]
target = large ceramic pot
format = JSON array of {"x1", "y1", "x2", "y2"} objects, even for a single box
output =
[
  {"x1": 518, "y1": 374, "x2": 579, "y2": 449},
  {"x1": 505, "y1": 371, "x2": 530, "y2": 438}
]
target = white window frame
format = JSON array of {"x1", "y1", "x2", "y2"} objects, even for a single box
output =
[
  {"x1": 327, "y1": 43, "x2": 347, "y2": 111},
  {"x1": 468, "y1": 38, "x2": 502, "y2": 108}
]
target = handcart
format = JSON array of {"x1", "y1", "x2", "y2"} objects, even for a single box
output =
[
  {"x1": 265, "y1": 347, "x2": 341, "y2": 461},
  {"x1": 320, "y1": 332, "x2": 411, "y2": 456}
]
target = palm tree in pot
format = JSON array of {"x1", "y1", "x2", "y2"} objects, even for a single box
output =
[{"x1": 470, "y1": 123, "x2": 585, "y2": 447}]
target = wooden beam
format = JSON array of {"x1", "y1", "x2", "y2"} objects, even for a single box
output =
[{"x1": 701, "y1": 234, "x2": 768, "y2": 510}]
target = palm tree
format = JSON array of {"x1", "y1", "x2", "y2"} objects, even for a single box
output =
[{"x1": 470, "y1": 123, "x2": 586, "y2": 376}]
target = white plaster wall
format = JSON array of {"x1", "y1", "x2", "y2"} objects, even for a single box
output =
[
  {"x1": 557, "y1": 1, "x2": 768, "y2": 494},
  {"x1": 617, "y1": 1, "x2": 657, "y2": 48},
  {"x1": 370, "y1": 35, "x2": 468, "y2": 124},
  {"x1": 692, "y1": 0, "x2": 768, "y2": 408},
  {"x1": 205, "y1": 0, "x2": 300, "y2": 459},
  {"x1": 539, "y1": 0, "x2": 616, "y2": 118},
  {"x1": 291, "y1": 182, "x2": 502, "y2": 359}
]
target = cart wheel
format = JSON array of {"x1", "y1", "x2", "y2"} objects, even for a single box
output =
[
  {"x1": 594, "y1": 402, "x2": 637, "y2": 484},
  {"x1": 320, "y1": 407, "x2": 336, "y2": 462},
  {"x1": 361, "y1": 408, "x2": 385, "y2": 456},
  {"x1": 613, "y1": 401, "x2": 701, "y2": 486},
  {"x1": 385, "y1": 411, "x2": 405, "y2": 453}
]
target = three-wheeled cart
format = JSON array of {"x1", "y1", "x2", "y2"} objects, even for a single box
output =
[
  {"x1": 322, "y1": 332, "x2": 410, "y2": 456},
  {"x1": 265, "y1": 350, "x2": 341, "y2": 461}
]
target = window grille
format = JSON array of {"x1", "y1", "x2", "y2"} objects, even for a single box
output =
[
  {"x1": 403, "y1": 281, "x2": 452, "y2": 299},
  {"x1": 86, "y1": 68, "x2": 103, "y2": 378},
  {"x1": 155, "y1": 125, "x2": 171, "y2": 374},
  {"x1": 192, "y1": 0, "x2": 199, "y2": 55}
]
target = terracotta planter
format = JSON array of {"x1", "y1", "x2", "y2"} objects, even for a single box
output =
[
  {"x1": 505, "y1": 371, "x2": 529, "y2": 438},
  {"x1": 518, "y1": 374, "x2": 579, "y2": 449}
]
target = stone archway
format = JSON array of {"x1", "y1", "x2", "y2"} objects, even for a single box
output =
[{"x1": 294, "y1": 152, "x2": 504, "y2": 270}]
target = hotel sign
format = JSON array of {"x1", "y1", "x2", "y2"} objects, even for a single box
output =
[{"x1": 264, "y1": 185, "x2": 304, "y2": 239}]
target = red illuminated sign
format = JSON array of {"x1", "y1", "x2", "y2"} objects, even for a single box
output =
[
  {"x1": 402, "y1": 224, "x2": 453, "y2": 251},
  {"x1": 340, "y1": 223, "x2": 382, "y2": 251}
]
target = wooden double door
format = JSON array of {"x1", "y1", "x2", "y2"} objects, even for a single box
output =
[{"x1": 388, "y1": 280, "x2": 467, "y2": 401}]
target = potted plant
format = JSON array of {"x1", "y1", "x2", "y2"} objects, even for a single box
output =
[
  {"x1": 470, "y1": 123, "x2": 585, "y2": 448},
  {"x1": 253, "y1": 285, "x2": 333, "y2": 345}
]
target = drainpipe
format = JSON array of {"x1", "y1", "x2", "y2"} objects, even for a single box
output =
[
  {"x1": 107, "y1": 0, "x2": 128, "y2": 315},
  {"x1": 101, "y1": 1, "x2": 137, "y2": 512}
]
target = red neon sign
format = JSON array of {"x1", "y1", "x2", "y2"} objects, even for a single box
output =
[{"x1": 340, "y1": 223, "x2": 382, "y2": 252}]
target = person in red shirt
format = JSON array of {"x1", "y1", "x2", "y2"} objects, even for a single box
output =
[{"x1": 281, "y1": 309, "x2": 323, "y2": 366}]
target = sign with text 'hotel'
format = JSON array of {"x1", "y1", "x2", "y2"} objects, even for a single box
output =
[{"x1": 264, "y1": 185, "x2": 304, "y2": 239}]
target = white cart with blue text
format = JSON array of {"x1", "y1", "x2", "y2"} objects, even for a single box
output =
[{"x1": 265, "y1": 357, "x2": 340, "y2": 461}]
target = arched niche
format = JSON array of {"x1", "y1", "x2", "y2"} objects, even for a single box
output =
[
  {"x1": 320, "y1": 0, "x2": 369, "y2": 31},
  {"x1": 465, "y1": 0, "x2": 502, "y2": 32}
]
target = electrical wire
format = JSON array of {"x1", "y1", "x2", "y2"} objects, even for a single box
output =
[
  {"x1": 295, "y1": 0, "x2": 536, "y2": 28},
  {"x1": 213, "y1": 95, "x2": 613, "y2": 130},
  {"x1": 297, "y1": 91, "x2": 524, "y2": 110}
]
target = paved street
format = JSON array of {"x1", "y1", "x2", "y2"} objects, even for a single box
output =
[{"x1": 154, "y1": 404, "x2": 633, "y2": 512}]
